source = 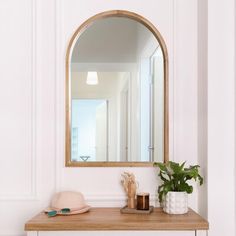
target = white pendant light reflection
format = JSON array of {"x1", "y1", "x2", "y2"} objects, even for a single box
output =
[{"x1": 86, "y1": 71, "x2": 98, "y2": 85}]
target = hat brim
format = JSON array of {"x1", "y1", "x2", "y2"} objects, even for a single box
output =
[{"x1": 44, "y1": 205, "x2": 91, "y2": 215}]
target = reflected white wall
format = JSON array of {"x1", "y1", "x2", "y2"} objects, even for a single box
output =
[
  {"x1": 153, "y1": 47, "x2": 164, "y2": 162},
  {"x1": 72, "y1": 99, "x2": 107, "y2": 161},
  {"x1": 140, "y1": 58, "x2": 151, "y2": 161}
]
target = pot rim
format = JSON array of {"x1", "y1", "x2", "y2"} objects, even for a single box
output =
[{"x1": 166, "y1": 191, "x2": 188, "y2": 194}]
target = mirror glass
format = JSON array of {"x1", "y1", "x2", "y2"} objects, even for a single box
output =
[{"x1": 68, "y1": 15, "x2": 166, "y2": 165}]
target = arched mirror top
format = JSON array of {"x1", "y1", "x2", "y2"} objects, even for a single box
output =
[{"x1": 65, "y1": 10, "x2": 169, "y2": 167}]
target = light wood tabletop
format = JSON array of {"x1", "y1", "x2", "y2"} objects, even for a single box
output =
[{"x1": 25, "y1": 207, "x2": 209, "y2": 231}]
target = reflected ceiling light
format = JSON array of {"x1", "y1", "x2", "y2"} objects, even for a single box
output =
[{"x1": 86, "y1": 71, "x2": 98, "y2": 85}]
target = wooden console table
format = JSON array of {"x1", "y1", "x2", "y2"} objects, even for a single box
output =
[{"x1": 25, "y1": 207, "x2": 209, "y2": 236}]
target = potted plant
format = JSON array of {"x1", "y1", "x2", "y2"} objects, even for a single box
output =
[{"x1": 154, "y1": 161, "x2": 203, "y2": 214}]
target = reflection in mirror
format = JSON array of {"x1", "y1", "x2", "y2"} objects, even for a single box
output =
[
  {"x1": 67, "y1": 12, "x2": 168, "y2": 166},
  {"x1": 72, "y1": 99, "x2": 108, "y2": 162}
]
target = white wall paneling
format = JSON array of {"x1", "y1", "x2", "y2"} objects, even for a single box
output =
[
  {"x1": 0, "y1": 0, "x2": 57, "y2": 235},
  {"x1": 56, "y1": 0, "x2": 197, "y2": 209},
  {"x1": 55, "y1": 0, "x2": 176, "y2": 204},
  {"x1": 56, "y1": 0, "x2": 199, "y2": 210},
  {"x1": 0, "y1": 0, "x2": 212, "y2": 235},
  {"x1": 207, "y1": 0, "x2": 236, "y2": 235},
  {"x1": 197, "y1": 0, "x2": 208, "y2": 220},
  {"x1": 0, "y1": 0, "x2": 37, "y2": 200},
  {"x1": 172, "y1": 0, "x2": 199, "y2": 211}
]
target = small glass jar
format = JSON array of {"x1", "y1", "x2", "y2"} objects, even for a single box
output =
[{"x1": 136, "y1": 192, "x2": 149, "y2": 210}]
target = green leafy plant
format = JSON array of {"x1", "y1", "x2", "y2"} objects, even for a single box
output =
[{"x1": 154, "y1": 161, "x2": 203, "y2": 203}]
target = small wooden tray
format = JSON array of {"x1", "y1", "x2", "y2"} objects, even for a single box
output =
[{"x1": 120, "y1": 206, "x2": 154, "y2": 214}]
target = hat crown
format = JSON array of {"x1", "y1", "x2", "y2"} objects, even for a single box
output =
[{"x1": 51, "y1": 191, "x2": 86, "y2": 210}]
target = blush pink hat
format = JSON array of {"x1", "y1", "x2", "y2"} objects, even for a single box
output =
[{"x1": 45, "y1": 191, "x2": 90, "y2": 215}]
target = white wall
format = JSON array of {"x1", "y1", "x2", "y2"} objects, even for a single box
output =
[
  {"x1": 153, "y1": 48, "x2": 165, "y2": 162},
  {"x1": 71, "y1": 71, "x2": 124, "y2": 161},
  {"x1": 0, "y1": 0, "x2": 57, "y2": 235},
  {"x1": 197, "y1": 0, "x2": 208, "y2": 220},
  {"x1": 172, "y1": 0, "x2": 198, "y2": 210},
  {"x1": 197, "y1": 1, "x2": 236, "y2": 236},
  {"x1": 207, "y1": 0, "x2": 236, "y2": 235},
  {"x1": 0, "y1": 0, "x2": 206, "y2": 235},
  {"x1": 58, "y1": 0, "x2": 177, "y2": 208}
]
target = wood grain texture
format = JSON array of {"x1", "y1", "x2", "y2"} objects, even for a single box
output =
[
  {"x1": 65, "y1": 10, "x2": 169, "y2": 167},
  {"x1": 120, "y1": 205, "x2": 154, "y2": 214},
  {"x1": 25, "y1": 207, "x2": 209, "y2": 231}
]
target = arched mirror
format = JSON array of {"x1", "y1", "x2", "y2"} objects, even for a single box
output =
[{"x1": 65, "y1": 10, "x2": 168, "y2": 167}]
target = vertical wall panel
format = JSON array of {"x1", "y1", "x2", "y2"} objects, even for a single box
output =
[
  {"x1": 56, "y1": 0, "x2": 175, "y2": 204},
  {"x1": 0, "y1": 0, "x2": 56, "y2": 235},
  {"x1": 0, "y1": 0, "x2": 36, "y2": 199},
  {"x1": 173, "y1": 0, "x2": 198, "y2": 210},
  {"x1": 208, "y1": 0, "x2": 236, "y2": 235},
  {"x1": 0, "y1": 0, "x2": 201, "y2": 234},
  {"x1": 197, "y1": 0, "x2": 208, "y2": 219}
]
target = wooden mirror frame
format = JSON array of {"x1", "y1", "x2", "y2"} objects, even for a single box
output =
[{"x1": 65, "y1": 10, "x2": 169, "y2": 167}]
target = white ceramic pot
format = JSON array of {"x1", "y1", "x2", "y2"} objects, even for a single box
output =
[{"x1": 163, "y1": 191, "x2": 188, "y2": 214}]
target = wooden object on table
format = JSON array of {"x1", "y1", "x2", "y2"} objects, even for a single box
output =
[
  {"x1": 120, "y1": 205, "x2": 154, "y2": 214},
  {"x1": 25, "y1": 207, "x2": 209, "y2": 231},
  {"x1": 121, "y1": 172, "x2": 138, "y2": 209},
  {"x1": 128, "y1": 197, "x2": 136, "y2": 209}
]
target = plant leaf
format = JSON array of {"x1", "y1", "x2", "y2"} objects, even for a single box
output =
[
  {"x1": 155, "y1": 161, "x2": 204, "y2": 202},
  {"x1": 154, "y1": 162, "x2": 168, "y2": 172}
]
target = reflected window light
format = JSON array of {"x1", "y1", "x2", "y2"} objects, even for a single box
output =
[{"x1": 87, "y1": 71, "x2": 98, "y2": 85}]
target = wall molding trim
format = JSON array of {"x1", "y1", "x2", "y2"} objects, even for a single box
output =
[
  {"x1": 171, "y1": 0, "x2": 177, "y2": 162},
  {"x1": 55, "y1": 0, "x2": 63, "y2": 192},
  {"x1": 29, "y1": 0, "x2": 38, "y2": 201},
  {"x1": 0, "y1": 0, "x2": 38, "y2": 201}
]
